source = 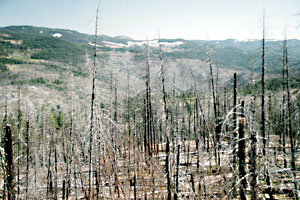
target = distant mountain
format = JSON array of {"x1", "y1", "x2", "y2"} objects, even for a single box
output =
[
  {"x1": 1, "y1": 25, "x2": 300, "y2": 107},
  {"x1": 0, "y1": 25, "x2": 136, "y2": 44}
]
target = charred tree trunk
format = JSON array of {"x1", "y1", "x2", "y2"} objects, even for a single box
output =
[
  {"x1": 284, "y1": 39, "x2": 298, "y2": 199},
  {"x1": 281, "y1": 40, "x2": 287, "y2": 167},
  {"x1": 127, "y1": 71, "x2": 131, "y2": 161},
  {"x1": 54, "y1": 138, "x2": 58, "y2": 199},
  {"x1": 47, "y1": 132, "x2": 53, "y2": 199},
  {"x1": 174, "y1": 145, "x2": 180, "y2": 200},
  {"x1": 4, "y1": 124, "x2": 15, "y2": 200},
  {"x1": 159, "y1": 41, "x2": 172, "y2": 200},
  {"x1": 89, "y1": 4, "x2": 100, "y2": 198},
  {"x1": 208, "y1": 54, "x2": 220, "y2": 167},
  {"x1": 249, "y1": 96, "x2": 257, "y2": 200},
  {"x1": 238, "y1": 101, "x2": 246, "y2": 200},
  {"x1": 145, "y1": 42, "x2": 153, "y2": 156},
  {"x1": 231, "y1": 72, "x2": 237, "y2": 198},
  {"x1": 261, "y1": 15, "x2": 274, "y2": 200},
  {"x1": 261, "y1": 11, "x2": 266, "y2": 158},
  {"x1": 25, "y1": 119, "x2": 30, "y2": 200},
  {"x1": 17, "y1": 86, "x2": 21, "y2": 200}
]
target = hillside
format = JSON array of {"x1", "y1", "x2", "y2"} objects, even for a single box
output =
[
  {"x1": 0, "y1": 25, "x2": 300, "y2": 199},
  {"x1": 1, "y1": 25, "x2": 300, "y2": 108}
]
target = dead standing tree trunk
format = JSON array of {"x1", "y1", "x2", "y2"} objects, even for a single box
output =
[
  {"x1": 231, "y1": 72, "x2": 237, "y2": 198},
  {"x1": 113, "y1": 79, "x2": 121, "y2": 198},
  {"x1": 249, "y1": 96, "x2": 257, "y2": 200},
  {"x1": 238, "y1": 101, "x2": 246, "y2": 200},
  {"x1": 46, "y1": 131, "x2": 54, "y2": 199},
  {"x1": 208, "y1": 52, "x2": 221, "y2": 168},
  {"x1": 17, "y1": 86, "x2": 21, "y2": 200},
  {"x1": 261, "y1": 11, "x2": 266, "y2": 158},
  {"x1": 127, "y1": 71, "x2": 131, "y2": 161},
  {"x1": 145, "y1": 41, "x2": 153, "y2": 156},
  {"x1": 281, "y1": 38, "x2": 287, "y2": 168},
  {"x1": 158, "y1": 40, "x2": 172, "y2": 200},
  {"x1": 284, "y1": 38, "x2": 298, "y2": 199},
  {"x1": 4, "y1": 124, "x2": 15, "y2": 200},
  {"x1": 89, "y1": 3, "x2": 100, "y2": 198},
  {"x1": 261, "y1": 13, "x2": 274, "y2": 199},
  {"x1": 174, "y1": 144, "x2": 180, "y2": 200},
  {"x1": 25, "y1": 119, "x2": 30, "y2": 200}
]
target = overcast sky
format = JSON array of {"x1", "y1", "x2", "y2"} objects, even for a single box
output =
[{"x1": 0, "y1": 0, "x2": 299, "y2": 40}]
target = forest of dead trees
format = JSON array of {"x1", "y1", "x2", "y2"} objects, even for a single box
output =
[{"x1": 0, "y1": 11, "x2": 300, "y2": 200}]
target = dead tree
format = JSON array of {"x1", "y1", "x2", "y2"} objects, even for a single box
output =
[
  {"x1": 88, "y1": 3, "x2": 100, "y2": 197},
  {"x1": 238, "y1": 101, "x2": 246, "y2": 200},
  {"x1": 249, "y1": 96, "x2": 257, "y2": 200},
  {"x1": 25, "y1": 119, "x2": 30, "y2": 199},
  {"x1": 208, "y1": 51, "x2": 221, "y2": 167},
  {"x1": 281, "y1": 39, "x2": 287, "y2": 168},
  {"x1": 113, "y1": 79, "x2": 121, "y2": 198},
  {"x1": 145, "y1": 41, "x2": 153, "y2": 156},
  {"x1": 41, "y1": 106, "x2": 45, "y2": 167},
  {"x1": 159, "y1": 40, "x2": 172, "y2": 200},
  {"x1": 284, "y1": 38, "x2": 298, "y2": 199},
  {"x1": 46, "y1": 132, "x2": 54, "y2": 199},
  {"x1": 127, "y1": 71, "x2": 131, "y2": 161},
  {"x1": 17, "y1": 86, "x2": 22, "y2": 200},
  {"x1": 4, "y1": 124, "x2": 15, "y2": 200},
  {"x1": 261, "y1": 10, "x2": 266, "y2": 159},
  {"x1": 174, "y1": 145, "x2": 180, "y2": 200},
  {"x1": 261, "y1": 14, "x2": 274, "y2": 199},
  {"x1": 54, "y1": 135, "x2": 58, "y2": 200},
  {"x1": 231, "y1": 72, "x2": 237, "y2": 198}
]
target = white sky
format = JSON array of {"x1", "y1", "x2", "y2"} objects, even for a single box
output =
[{"x1": 0, "y1": 0, "x2": 299, "y2": 40}]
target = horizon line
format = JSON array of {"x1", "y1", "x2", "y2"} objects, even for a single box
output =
[{"x1": 1, "y1": 24, "x2": 299, "y2": 42}]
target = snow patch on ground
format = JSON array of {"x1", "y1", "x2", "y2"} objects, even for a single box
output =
[
  {"x1": 92, "y1": 39, "x2": 184, "y2": 49},
  {"x1": 240, "y1": 38, "x2": 282, "y2": 42},
  {"x1": 53, "y1": 33, "x2": 62, "y2": 38},
  {"x1": 127, "y1": 40, "x2": 184, "y2": 47},
  {"x1": 266, "y1": 38, "x2": 281, "y2": 41},
  {"x1": 160, "y1": 41, "x2": 184, "y2": 47},
  {"x1": 88, "y1": 42, "x2": 100, "y2": 47},
  {"x1": 103, "y1": 41, "x2": 127, "y2": 48}
]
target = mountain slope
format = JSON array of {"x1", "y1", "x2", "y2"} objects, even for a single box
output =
[{"x1": 0, "y1": 25, "x2": 300, "y2": 109}]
